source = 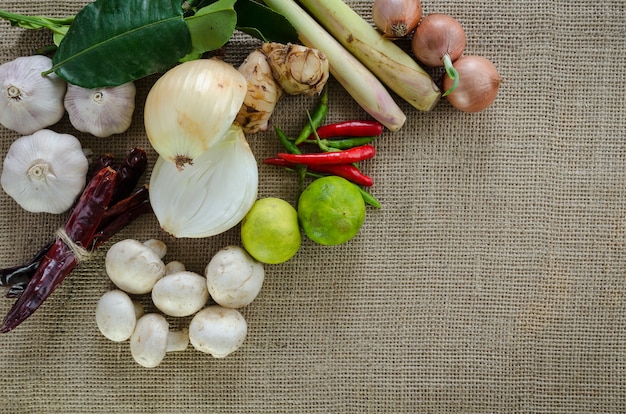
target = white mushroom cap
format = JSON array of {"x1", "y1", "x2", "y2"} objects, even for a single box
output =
[
  {"x1": 143, "y1": 239, "x2": 167, "y2": 259},
  {"x1": 151, "y1": 271, "x2": 209, "y2": 317},
  {"x1": 95, "y1": 290, "x2": 142, "y2": 342},
  {"x1": 105, "y1": 239, "x2": 166, "y2": 294},
  {"x1": 130, "y1": 313, "x2": 189, "y2": 368},
  {"x1": 205, "y1": 245, "x2": 265, "y2": 308},
  {"x1": 188, "y1": 306, "x2": 247, "y2": 358}
]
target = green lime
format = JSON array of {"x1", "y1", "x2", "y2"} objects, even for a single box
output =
[
  {"x1": 241, "y1": 197, "x2": 301, "y2": 264},
  {"x1": 298, "y1": 176, "x2": 366, "y2": 245}
]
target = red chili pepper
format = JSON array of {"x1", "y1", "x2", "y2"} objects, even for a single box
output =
[
  {"x1": 0, "y1": 167, "x2": 117, "y2": 333},
  {"x1": 277, "y1": 144, "x2": 376, "y2": 166},
  {"x1": 309, "y1": 120, "x2": 384, "y2": 140},
  {"x1": 264, "y1": 158, "x2": 374, "y2": 187}
]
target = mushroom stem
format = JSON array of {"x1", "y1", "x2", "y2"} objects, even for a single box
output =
[{"x1": 167, "y1": 328, "x2": 189, "y2": 352}]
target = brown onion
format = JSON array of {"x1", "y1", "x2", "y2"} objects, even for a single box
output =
[
  {"x1": 411, "y1": 13, "x2": 466, "y2": 96},
  {"x1": 372, "y1": 0, "x2": 422, "y2": 39},
  {"x1": 411, "y1": 13, "x2": 466, "y2": 66},
  {"x1": 443, "y1": 55, "x2": 501, "y2": 113}
]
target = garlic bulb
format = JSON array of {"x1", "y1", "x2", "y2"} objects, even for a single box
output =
[
  {"x1": 149, "y1": 124, "x2": 258, "y2": 238},
  {"x1": 1, "y1": 129, "x2": 89, "y2": 214},
  {"x1": 0, "y1": 55, "x2": 67, "y2": 135},
  {"x1": 64, "y1": 82, "x2": 136, "y2": 137},
  {"x1": 261, "y1": 43, "x2": 329, "y2": 96},
  {"x1": 144, "y1": 58, "x2": 248, "y2": 170},
  {"x1": 235, "y1": 49, "x2": 284, "y2": 135}
]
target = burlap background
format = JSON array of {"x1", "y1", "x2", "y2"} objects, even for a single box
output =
[{"x1": 0, "y1": 0, "x2": 624, "y2": 412}]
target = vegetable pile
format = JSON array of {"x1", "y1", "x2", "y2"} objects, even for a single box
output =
[{"x1": 0, "y1": 0, "x2": 501, "y2": 362}]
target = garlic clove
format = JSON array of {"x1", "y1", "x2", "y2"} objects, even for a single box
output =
[
  {"x1": 144, "y1": 58, "x2": 248, "y2": 170},
  {"x1": 64, "y1": 82, "x2": 136, "y2": 138},
  {"x1": 1, "y1": 129, "x2": 89, "y2": 214},
  {"x1": 0, "y1": 55, "x2": 67, "y2": 135},
  {"x1": 149, "y1": 124, "x2": 258, "y2": 238}
]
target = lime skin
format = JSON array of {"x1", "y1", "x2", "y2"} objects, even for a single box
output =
[
  {"x1": 297, "y1": 176, "x2": 366, "y2": 246},
  {"x1": 241, "y1": 197, "x2": 301, "y2": 264}
]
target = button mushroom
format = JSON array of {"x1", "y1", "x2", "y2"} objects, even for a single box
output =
[
  {"x1": 105, "y1": 239, "x2": 167, "y2": 294},
  {"x1": 205, "y1": 245, "x2": 265, "y2": 308},
  {"x1": 164, "y1": 260, "x2": 186, "y2": 275},
  {"x1": 130, "y1": 313, "x2": 189, "y2": 368},
  {"x1": 188, "y1": 305, "x2": 248, "y2": 358},
  {"x1": 151, "y1": 271, "x2": 209, "y2": 317},
  {"x1": 95, "y1": 289, "x2": 144, "y2": 342}
]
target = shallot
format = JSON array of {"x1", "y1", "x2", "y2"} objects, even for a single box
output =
[
  {"x1": 411, "y1": 13, "x2": 466, "y2": 96},
  {"x1": 442, "y1": 55, "x2": 501, "y2": 112},
  {"x1": 372, "y1": 0, "x2": 422, "y2": 39}
]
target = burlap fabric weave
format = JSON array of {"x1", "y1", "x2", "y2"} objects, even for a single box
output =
[{"x1": 0, "y1": 0, "x2": 624, "y2": 412}]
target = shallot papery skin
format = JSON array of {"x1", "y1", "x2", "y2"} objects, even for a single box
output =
[{"x1": 372, "y1": 0, "x2": 422, "y2": 39}]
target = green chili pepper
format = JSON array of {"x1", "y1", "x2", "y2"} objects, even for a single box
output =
[
  {"x1": 275, "y1": 126, "x2": 301, "y2": 154},
  {"x1": 274, "y1": 126, "x2": 307, "y2": 195},
  {"x1": 301, "y1": 136, "x2": 378, "y2": 150},
  {"x1": 355, "y1": 187, "x2": 381, "y2": 208},
  {"x1": 295, "y1": 87, "x2": 329, "y2": 145}
]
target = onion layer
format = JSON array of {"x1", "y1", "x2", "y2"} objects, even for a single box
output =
[{"x1": 149, "y1": 125, "x2": 258, "y2": 238}]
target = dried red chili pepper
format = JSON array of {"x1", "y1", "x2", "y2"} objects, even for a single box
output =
[
  {"x1": 264, "y1": 157, "x2": 374, "y2": 187},
  {"x1": 91, "y1": 186, "x2": 151, "y2": 249},
  {"x1": 0, "y1": 148, "x2": 151, "y2": 298},
  {"x1": 0, "y1": 242, "x2": 53, "y2": 298},
  {"x1": 277, "y1": 144, "x2": 376, "y2": 166},
  {"x1": 309, "y1": 120, "x2": 384, "y2": 140},
  {"x1": 0, "y1": 167, "x2": 117, "y2": 333},
  {"x1": 109, "y1": 147, "x2": 148, "y2": 206}
]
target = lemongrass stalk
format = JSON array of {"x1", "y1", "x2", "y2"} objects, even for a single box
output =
[
  {"x1": 263, "y1": 0, "x2": 406, "y2": 131},
  {"x1": 297, "y1": 0, "x2": 441, "y2": 112}
]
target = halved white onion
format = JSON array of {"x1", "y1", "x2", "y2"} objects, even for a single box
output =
[{"x1": 149, "y1": 125, "x2": 258, "y2": 238}]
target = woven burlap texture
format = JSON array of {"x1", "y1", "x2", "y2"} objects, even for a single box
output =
[{"x1": 0, "y1": 0, "x2": 624, "y2": 413}]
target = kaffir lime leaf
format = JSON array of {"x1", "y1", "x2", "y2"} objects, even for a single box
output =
[
  {"x1": 298, "y1": 176, "x2": 366, "y2": 245},
  {"x1": 241, "y1": 197, "x2": 301, "y2": 264}
]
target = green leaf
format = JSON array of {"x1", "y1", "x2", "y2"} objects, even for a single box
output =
[
  {"x1": 0, "y1": 10, "x2": 73, "y2": 45},
  {"x1": 184, "y1": 0, "x2": 237, "y2": 56},
  {"x1": 234, "y1": 0, "x2": 298, "y2": 43},
  {"x1": 49, "y1": 0, "x2": 191, "y2": 87}
]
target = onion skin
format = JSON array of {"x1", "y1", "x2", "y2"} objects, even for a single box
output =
[
  {"x1": 443, "y1": 55, "x2": 501, "y2": 113},
  {"x1": 144, "y1": 59, "x2": 247, "y2": 170},
  {"x1": 372, "y1": 0, "x2": 422, "y2": 39},
  {"x1": 411, "y1": 13, "x2": 466, "y2": 67}
]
